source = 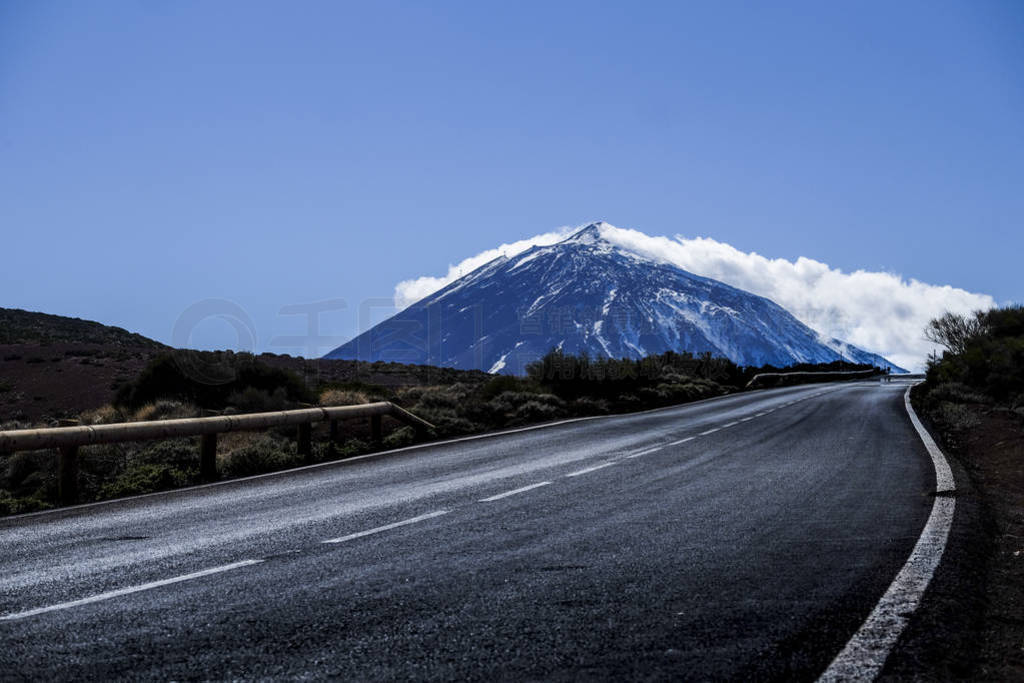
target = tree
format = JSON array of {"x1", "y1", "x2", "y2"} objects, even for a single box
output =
[{"x1": 924, "y1": 311, "x2": 987, "y2": 356}]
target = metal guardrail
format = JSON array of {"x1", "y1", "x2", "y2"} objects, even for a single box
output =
[
  {"x1": 0, "y1": 402, "x2": 434, "y2": 506},
  {"x1": 745, "y1": 369, "x2": 879, "y2": 389}
]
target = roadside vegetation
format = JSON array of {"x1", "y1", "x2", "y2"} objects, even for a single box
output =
[
  {"x1": 0, "y1": 347, "x2": 877, "y2": 515},
  {"x1": 912, "y1": 304, "x2": 1024, "y2": 679}
]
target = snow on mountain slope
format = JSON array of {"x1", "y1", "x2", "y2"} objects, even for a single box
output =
[{"x1": 326, "y1": 223, "x2": 907, "y2": 374}]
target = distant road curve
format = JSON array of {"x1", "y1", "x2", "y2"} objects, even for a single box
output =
[{"x1": 0, "y1": 380, "x2": 945, "y2": 680}]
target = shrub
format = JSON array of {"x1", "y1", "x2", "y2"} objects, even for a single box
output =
[
  {"x1": 319, "y1": 389, "x2": 370, "y2": 406},
  {"x1": 98, "y1": 464, "x2": 191, "y2": 499},
  {"x1": 218, "y1": 434, "x2": 299, "y2": 477},
  {"x1": 569, "y1": 396, "x2": 611, "y2": 415},
  {"x1": 225, "y1": 386, "x2": 290, "y2": 413},
  {"x1": 0, "y1": 489, "x2": 52, "y2": 516},
  {"x1": 80, "y1": 404, "x2": 128, "y2": 425},
  {"x1": 115, "y1": 351, "x2": 314, "y2": 410},
  {"x1": 480, "y1": 374, "x2": 530, "y2": 400},
  {"x1": 422, "y1": 413, "x2": 478, "y2": 436},
  {"x1": 414, "y1": 385, "x2": 469, "y2": 412},
  {"x1": 132, "y1": 400, "x2": 198, "y2": 422},
  {"x1": 336, "y1": 438, "x2": 370, "y2": 458},
  {"x1": 4, "y1": 451, "x2": 51, "y2": 492},
  {"x1": 513, "y1": 400, "x2": 563, "y2": 423},
  {"x1": 932, "y1": 402, "x2": 982, "y2": 433},
  {"x1": 926, "y1": 382, "x2": 990, "y2": 406},
  {"x1": 383, "y1": 426, "x2": 416, "y2": 448},
  {"x1": 925, "y1": 305, "x2": 1024, "y2": 403},
  {"x1": 132, "y1": 439, "x2": 199, "y2": 472},
  {"x1": 488, "y1": 391, "x2": 564, "y2": 416}
]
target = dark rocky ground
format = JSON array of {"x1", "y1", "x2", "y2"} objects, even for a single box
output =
[{"x1": 910, "y1": 389, "x2": 1024, "y2": 680}]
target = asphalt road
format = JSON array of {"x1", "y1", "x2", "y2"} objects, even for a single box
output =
[{"x1": 0, "y1": 381, "x2": 938, "y2": 681}]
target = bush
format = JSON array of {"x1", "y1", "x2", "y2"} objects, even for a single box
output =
[
  {"x1": 569, "y1": 396, "x2": 611, "y2": 415},
  {"x1": 414, "y1": 385, "x2": 469, "y2": 412},
  {"x1": 218, "y1": 434, "x2": 300, "y2": 477},
  {"x1": 423, "y1": 413, "x2": 478, "y2": 436},
  {"x1": 926, "y1": 382, "x2": 990, "y2": 406},
  {"x1": 319, "y1": 389, "x2": 370, "y2": 406},
  {"x1": 383, "y1": 426, "x2": 416, "y2": 448},
  {"x1": 4, "y1": 451, "x2": 50, "y2": 492},
  {"x1": 0, "y1": 489, "x2": 52, "y2": 515},
  {"x1": 926, "y1": 305, "x2": 1024, "y2": 403},
  {"x1": 80, "y1": 404, "x2": 128, "y2": 425},
  {"x1": 225, "y1": 386, "x2": 291, "y2": 413},
  {"x1": 115, "y1": 351, "x2": 314, "y2": 411},
  {"x1": 931, "y1": 402, "x2": 982, "y2": 433},
  {"x1": 132, "y1": 400, "x2": 198, "y2": 422},
  {"x1": 480, "y1": 374, "x2": 530, "y2": 400},
  {"x1": 99, "y1": 464, "x2": 192, "y2": 499},
  {"x1": 513, "y1": 400, "x2": 564, "y2": 423},
  {"x1": 132, "y1": 439, "x2": 199, "y2": 472}
]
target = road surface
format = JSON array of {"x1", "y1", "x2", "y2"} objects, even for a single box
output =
[{"x1": 0, "y1": 380, "x2": 939, "y2": 680}]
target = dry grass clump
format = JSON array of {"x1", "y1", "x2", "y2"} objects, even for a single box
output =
[
  {"x1": 319, "y1": 389, "x2": 370, "y2": 406},
  {"x1": 131, "y1": 400, "x2": 199, "y2": 422},
  {"x1": 80, "y1": 404, "x2": 128, "y2": 425}
]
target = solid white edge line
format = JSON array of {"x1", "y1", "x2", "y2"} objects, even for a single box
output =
[
  {"x1": 479, "y1": 481, "x2": 552, "y2": 502},
  {"x1": 739, "y1": 416, "x2": 754, "y2": 422},
  {"x1": 902, "y1": 388, "x2": 955, "y2": 493},
  {"x1": 322, "y1": 510, "x2": 450, "y2": 544},
  {"x1": 722, "y1": 421, "x2": 739, "y2": 428},
  {"x1": 566, "y1": 462, "x2": 616, "y2": 477},
  {"x1": 817, "y1": 384, "x2": 956, "y2": 682},
  {"x1": 0, "y1": 559, "x2": 264, "y2": 621},
  {"x1": 669, "y1": 436, "x2": 695, "y2": 446}
]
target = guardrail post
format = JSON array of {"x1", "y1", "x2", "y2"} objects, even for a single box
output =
[
  {"x1": 328, "y1": 419, "x2": 340, "y2": 457},
  {"x1": 200, "y1": 433, "x2": 217, "y2": 481},
  {"x1": 58, "y1": 445, "x2": 79, "y2": 505},
  {"x1": 297, "y1": 423, "x2": 312, "y2": 462},
  {"x1": 370, "y1": 414, "x2": 382, "y2": 445}
]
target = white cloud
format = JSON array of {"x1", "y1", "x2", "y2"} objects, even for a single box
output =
[
  {"x1": 394, "y1": 222, "x2": 996, "y2": 371},
  {"x1": 393, "y1": 228, "x2": 575, "y2": 308}
]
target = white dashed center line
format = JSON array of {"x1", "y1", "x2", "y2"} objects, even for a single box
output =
[
  {"x1": 624, "y1": 446, "x2": 663, "y2": 459},
  {"x1": 669, "y1": 436, "x2": 695, "y2": 446},
  {"x1": 479, "y1": 481, "x2": 552, "y2": 502},
  {"x1": 566, "y1": 462, "x2": 616, "y2": 477},
  {"x1": 699, "y1": 427, "x2": 720, "y2": 436},
  {"x1": 0, "y1": 559, "x2": 264, "y2": 622},
  {"x1": 721, "y1": 421, "x2": 739, "y2": 428},
  {"x1": 323, "y1": 510, "x2": 450, "y2": 544}
]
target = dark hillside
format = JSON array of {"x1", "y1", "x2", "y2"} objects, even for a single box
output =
[{"x1": 0, "y1": 307, "x2": 166, "y2": 347}]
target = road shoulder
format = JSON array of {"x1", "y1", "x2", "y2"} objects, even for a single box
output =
[{"x1": 881, "y1": 386, "x2": 1021, "y2": 680}]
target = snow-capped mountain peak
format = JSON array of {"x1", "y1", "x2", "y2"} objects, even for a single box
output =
[
  {"x1": 326, "y1": 226, "x2": 906, "y2": 374},
  {"x1": 562, "y1": 221, "x2": 610, "y2": 244}
]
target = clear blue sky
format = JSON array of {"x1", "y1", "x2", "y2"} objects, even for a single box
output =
[{"x1": 2, "y1": 1, "x2": 1021, "y2": 355}]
